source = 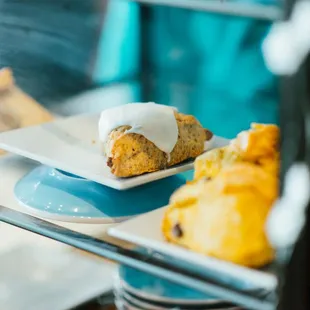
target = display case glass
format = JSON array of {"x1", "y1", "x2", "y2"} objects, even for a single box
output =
[{"x1": 1, "y1": 0, "x2": 305, "y2": 309}]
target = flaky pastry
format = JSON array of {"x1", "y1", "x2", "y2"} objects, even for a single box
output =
[
  {"x1": 162, "y1": 163, "x2": 277, "y2": 267},
  {"x1": 194, "y1": 123, "x2": 279, "y2": 180}
]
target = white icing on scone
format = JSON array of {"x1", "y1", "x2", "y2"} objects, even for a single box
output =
[{"x1": 98, "y1": 102, "x2": 179, "y2": 157}]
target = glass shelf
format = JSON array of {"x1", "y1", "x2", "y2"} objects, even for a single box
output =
[
  {"x1": 129, "y1": 0, "x2": 282, "y2": 20},
  {"x1": 0, "y1": 205, "x2": 277, "y2": 310}
]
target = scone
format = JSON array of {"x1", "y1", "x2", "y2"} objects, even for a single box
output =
[
  {"x1": 104, "y1": 112, "x2": 212, "y2": 177},
  {"x1": 231, "y1": 123, "x2": 279, "y2": 160},
  {"x1": 194, "y1": 146, "x2": 242, "y2": 180},
  {"x1": 232, "y1": 123, "x2": 279, "y2": 176},
  {"x1": 162, "y1": 163, "x2": 277, "y2": 267},
  {"x1": 194, "y1": 123, "x2": 279, "y2": 180}
]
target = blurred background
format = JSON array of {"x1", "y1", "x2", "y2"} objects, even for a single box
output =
[{"x1": 0, "y1": 0, "x2": 279, "y2": 138}]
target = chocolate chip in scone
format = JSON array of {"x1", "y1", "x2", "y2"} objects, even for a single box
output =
[
  {"x1": 107, "y1": 157, "x2": 113, "y2": 168},
  {"x1": 172, "y1": 224, "x2": 183, "y2": 238},
  {"x1": 204, "y1": 129, "x2": 213, "y2": 141},
  {"x1": 204, "y1": 176, "x2": 212, "y2": 181}
]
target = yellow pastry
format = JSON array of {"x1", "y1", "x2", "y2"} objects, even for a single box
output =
[
  {"x1": 194, "y1": 146, "x2": 242, "y2": 180},
  {"x1": 162, "y1": 163, "x2": 277, "y2": 267},
  {"x1": 194, "y1": 123, "x2": 279, "y2": 180},
  {"x1": 231, "y1": 123, "x2": 279, "y2": 160}
]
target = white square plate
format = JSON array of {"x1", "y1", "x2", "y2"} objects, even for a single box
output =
[
  {"x1": 0, "y1": 113, "x2": 229, "y2": 190},
  {"x1": 108, "y1": 207, "x2": 278, "y2": 290}
]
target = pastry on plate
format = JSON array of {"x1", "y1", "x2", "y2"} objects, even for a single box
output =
[
  {"x1": 194, "y1": 123, "x2": 279, "y2": 180},
  {"x1": 0, "y1": 67, "x2": 54, "y2": 156},
  {"x1": 162, "y1": 163, "x2": 277, "y2": 267},
  {"x1": 194, "y1": 146, "x2": 242, "y2": 180},
  {"x1": 99, "y1": 103, "x2": 212, "y2": 177},
  {"x1": 231, "y1": 123, "x2": 279, "y2": 160}
]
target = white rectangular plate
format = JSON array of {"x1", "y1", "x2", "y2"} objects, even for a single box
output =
[
  {"x1": 0, "y1": 113, "x2": 229, "y2": 190},
  {"x1": 108, "y1": 207, "x2": 278, "y2": 290}
]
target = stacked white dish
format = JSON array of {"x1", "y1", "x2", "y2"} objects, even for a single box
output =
[{"x1": 114, "y1": 264, "x2": 241, "y2": 310}]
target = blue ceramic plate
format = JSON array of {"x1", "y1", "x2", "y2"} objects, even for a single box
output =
[
  {"x1": 118, "y1": 248, "x2": 268, "y2": 306},
  {"x1": 14, "y1": 165, "x2": 185, "y2": 223},
  {"x1": 119, "y1": 264, "x2": 220, "y2": 306}
]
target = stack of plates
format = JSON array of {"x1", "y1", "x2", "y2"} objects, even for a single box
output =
[{"x1": 114, "y1": 265, "x2": 241, "y2": 310}]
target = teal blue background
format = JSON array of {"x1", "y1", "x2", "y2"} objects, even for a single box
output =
[{"x1": 93, "y1": 2, "x2": 279, "y2": 139}]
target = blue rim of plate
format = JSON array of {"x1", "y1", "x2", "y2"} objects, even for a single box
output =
[
  {"x1": 118, "y1": 265, "x2": 221, "y2": 305},
  {"x1": 14, "y1": 165, "x2": 185, "y2": 223},
  {"x1": 118, "y1": 248, "x2": 269, "y2": 305}
]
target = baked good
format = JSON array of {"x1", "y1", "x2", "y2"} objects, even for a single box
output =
[
  {"x1": 99, "y1": 103, "x2": 212, "y2": 177},
  {"x1": 162, "y1": 163, "x2": 277, "y2": 267},
  {"x1": 194, "y1": 123, "x2": 279, "y2": 180},
  {"x1": 162, "y1": 123, "x2": 279, "y2": 267},
  {"x1": 0, "y1": 67, "x2": 54, "y2": 155},
  {"x1": 194, "y1": 146, "x2": 242, "y2": 180},
  {"x1": 231, "y1": 123, "x2": 279, "y2": 160},
  {"x1": 0, "y1": 67, "x2": 14, "y2": 92}
]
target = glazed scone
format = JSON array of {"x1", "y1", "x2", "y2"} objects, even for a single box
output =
[
  {"x1": 104, "y1": 112, "x2": 212, "y2": 177},
  {"x1": 194, "y1": 123, "x2": 279, "y2": 180},
  {"x1": 162, "y1": 163, "x2": 277, "y2": 267}
]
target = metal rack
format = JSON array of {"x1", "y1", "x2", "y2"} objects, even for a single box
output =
[
  {"x1": 0, "y1": 0, "x2": 301, "y2": 309},
  {"x1": 0, "y1": 206, "x2": 276, "y2": 310},
  {"x1": 128, "y1": 0, "x2": 282, "y2": 20}
]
